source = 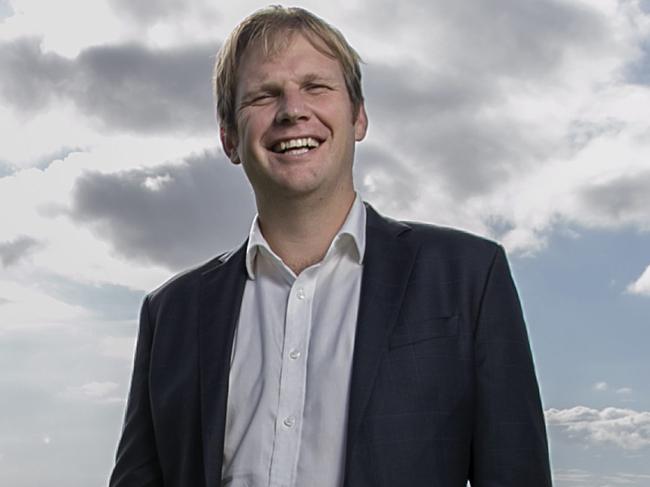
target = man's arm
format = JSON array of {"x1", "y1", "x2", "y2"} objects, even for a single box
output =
[
  {"x1": 109, "y1": 295, "x2": 163, "y2": 487},
  {"x1": 469, "y1": 245, "x2": 552, "y2": 486}
]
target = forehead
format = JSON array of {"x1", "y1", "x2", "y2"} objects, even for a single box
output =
[{"x1": 236, "y1": 31, "x2": 342, "y2": 88}]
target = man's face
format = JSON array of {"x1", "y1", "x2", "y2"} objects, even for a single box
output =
[{"x1": 221, "y1": 32, "x2": 367, "y2": 201}]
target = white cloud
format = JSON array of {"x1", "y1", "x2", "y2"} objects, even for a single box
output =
[
  {"x1": 627, "y1": 264, "x2": 650, "y2": 297},
  {"x1": 142, "y1": 173, "x2": 173, "y2": 192},
  {"x1": 546, "y1": 406, "x2": 650, "y2": 450},
  {"x1": 594, "y1": 382, "x2": 609, "y2": 391},
  {"x1": 554, "y1": 469, "x2": 650, "y2": 487},
  {"x1": 1, "y1": 0, "x2": 127, "y2": 57},
  {"x1": 617, "y1": 388, "x2": 634, "y2": 395},
  {"x1": 1, "y1": 0, "x2": 223, "y2": 56}
]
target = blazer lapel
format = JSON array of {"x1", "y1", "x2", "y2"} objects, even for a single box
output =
[
  {"x1": 344, "y1": 204, "x2": 419, "y2": 473},
  {"x1": 198, "y1": 243, "x2": 248, "y2": 487}
]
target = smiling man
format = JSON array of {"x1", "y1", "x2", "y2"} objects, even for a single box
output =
[{"x1": 109, "y1": 6, "x2": 552, "y2": 487}]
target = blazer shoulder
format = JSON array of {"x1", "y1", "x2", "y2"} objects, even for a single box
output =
[
  {"x1": 403, "y1": 219, "x2": 501, "y2": 260},
  {"x1": 146, "y1": 246, "x2": 242, "y2": 307}
]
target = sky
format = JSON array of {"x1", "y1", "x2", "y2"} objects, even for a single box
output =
[{"x1": 0, "y1": 0, "x2": 649, "y2": 485}]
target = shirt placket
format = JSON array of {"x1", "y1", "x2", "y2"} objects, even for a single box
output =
[{"x1": 268, "y1": 269, "x2": 317, "y2": 487}]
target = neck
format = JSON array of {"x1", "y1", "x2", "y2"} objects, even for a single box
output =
[{"x1": 256, "y1": 188, "x2": 356, "y2": 275}]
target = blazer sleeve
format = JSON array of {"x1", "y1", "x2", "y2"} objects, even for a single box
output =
[
  {"x1": 109, "y1": 295, "x2": 163, "y2": 487},
  {"x1": 469, "y1": 245, "x2": 552, "y2": 486}
]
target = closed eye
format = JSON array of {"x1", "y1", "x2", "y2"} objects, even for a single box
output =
[
  {"x1": 251, "y1": 93, "x2": 275, "y2": 104},
  {"x1": 305, "y1": 83, "x2": 331, "y2": 94},
  {"x1": 241, "y1": 91, "x2": 277, "y2": 107}
]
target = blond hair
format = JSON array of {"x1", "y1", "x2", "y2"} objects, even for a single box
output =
[{"x1": 213, "y1": 5, "x2": 364, "y2": 133}]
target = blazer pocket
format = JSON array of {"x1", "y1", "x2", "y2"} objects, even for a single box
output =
[{"x1": 389, "y1": 315, "x2": 459, "y2": 349}]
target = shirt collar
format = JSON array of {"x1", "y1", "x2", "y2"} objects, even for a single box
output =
[{"x1": 245, "y1": 192, "x2": 366, "y2": 280}]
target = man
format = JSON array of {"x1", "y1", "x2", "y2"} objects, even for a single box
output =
[{"x1": 110, "y1": 6, "x2": 552, "y2": 487}]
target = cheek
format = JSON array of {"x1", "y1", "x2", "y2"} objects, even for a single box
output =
[{"x1": 237, "y1": 112, "x2": 271, "y2": 150}]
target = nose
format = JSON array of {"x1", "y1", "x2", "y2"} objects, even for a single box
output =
[{"x1": 275, "y1": 88, "x2": 310, "y2": 125}]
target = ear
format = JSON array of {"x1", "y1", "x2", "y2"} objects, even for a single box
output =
[
  {"x1": 220, "y1": 125, "x2": 241, "y2": 164},
  {"x1": 353, "y1": 102, "x2": 368, "y2": 142}
]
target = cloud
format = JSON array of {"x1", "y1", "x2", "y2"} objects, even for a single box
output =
[
  {"x1": 33, "y1": 274, "x2": 144, "y2": 321},
  {"x1": 578, "y1": 172, "x2": 650, "y2": 231},
  {"x1": 594, "y1": 382, "x2": 609, "y2": 391},
  {"x1": 340, "y1": 0, "x2": 650, "y2": 253},
  {"x1": 108, "y1": 0, "x2": 191, "y2": 24},
  {"x1": 99, "y1": 336, "x2": 135, "y2": 361},
  {"x1": 0, "y1": 280, "x2": 90, "y2": 332},
  {"x1": 0, "y1": 160, "x2": 15, "y2": 177},
  {"x1": 0, "y1": 137, "x2": 213, "y2": 291},
  {"x1": 0, "y1": 0, "x2": 13, "y2": 19},
  {"x1": 67, "y1": 149, "x2": 255, "y2": 270},
  {"x1": 61, "y1": 381, "x2": 121, "y2": 403},
  {"x1": 627, "y1": 264, "x2": 650, "y2": 296},
  {"x1": 554, "y1": 469, "x2": 650, "y2": 487},
  {"x1": 0, "y1": 37, "x2": 218, "y2": 134},
  {"x1": 546, "y1": 406, "x2": 650, "y2": 450},
  {"x1": 593, "y1": 382, "x2": 635, "y2": 397},
  {"x1": 2, "y1": 0, "x2": 648, "y2": 256},
  {"x1": 107, "y1": 0, "x2": 220, "y2": 28},
  {"x1": 0, "y1": 37, "x2": 70, "y2": 114},
  {"x1": 0, "y1": 235, "x2": 40, "y2": 267}
]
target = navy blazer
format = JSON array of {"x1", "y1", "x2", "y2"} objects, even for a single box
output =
[{"x1": 110, "y1": 204, "x2": 552, "y2": 487}]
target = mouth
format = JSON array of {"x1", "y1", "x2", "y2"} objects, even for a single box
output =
[{"x1": 269, "y1": 137, "x2": 322, "y2": 156}]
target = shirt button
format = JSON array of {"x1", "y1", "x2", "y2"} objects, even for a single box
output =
[
  {"x1": 283, "y1": 416, "x2": 296, "y2": 428},
  {"x1": 297, "y1": 288, "x2": 305, "y2": 300},
  {"x1": 289, "y1": 349, "x2": 301, "y2": 360}
]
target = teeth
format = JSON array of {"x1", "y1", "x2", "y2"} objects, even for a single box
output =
[{"x1": 272, "y1": 137, "x2": 320, "y2": 153}]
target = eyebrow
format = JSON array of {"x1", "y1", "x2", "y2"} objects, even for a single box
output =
[{"x1": 301, "y1": 73, "x2": 335, "y2": 84}]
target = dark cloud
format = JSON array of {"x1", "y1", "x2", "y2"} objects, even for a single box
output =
[
  {"x1": 66, "y1": 149, "x2": 255, "y2": 270},
  {"x1": 108, "y1": 0, "x2": 190, "y2": 24},
  {"x1": 579, "y1": 172, "x2": 650, "y2": 228},
  {"x1": 108, "y1": 0, "x2": 220, "y2": 26},
  {"x1": 73, "y1": 41, "x2": 218, "y2": 133},
  {"x1": 355, "y1": 0, "x2": 607, "y2": 200},
  {"x1": 359, "y1": 0, "x2": 605, "y2": 78},
  {"x1": 0, "y1": 297, "x2": 11, "y2": 305},
  {"x1": 363, "y1": 61, "x2": 546, "y2": 200},
  {"x1": 0, "y1": 37, "x2": 70, "y2": 114},
  {"x1": 436, "y1": 0, "x2": 605, "y2": 77},
  {"x1": 0, "y1": 37, "x2": 219, "y2": 134},
  {"x1": 0, "y1": 236, "x2": 40, "y2": 267}
]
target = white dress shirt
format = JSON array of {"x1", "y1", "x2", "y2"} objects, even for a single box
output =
[{"x1": 221, "y1": 194, "x2": 366, "y2": 487}]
